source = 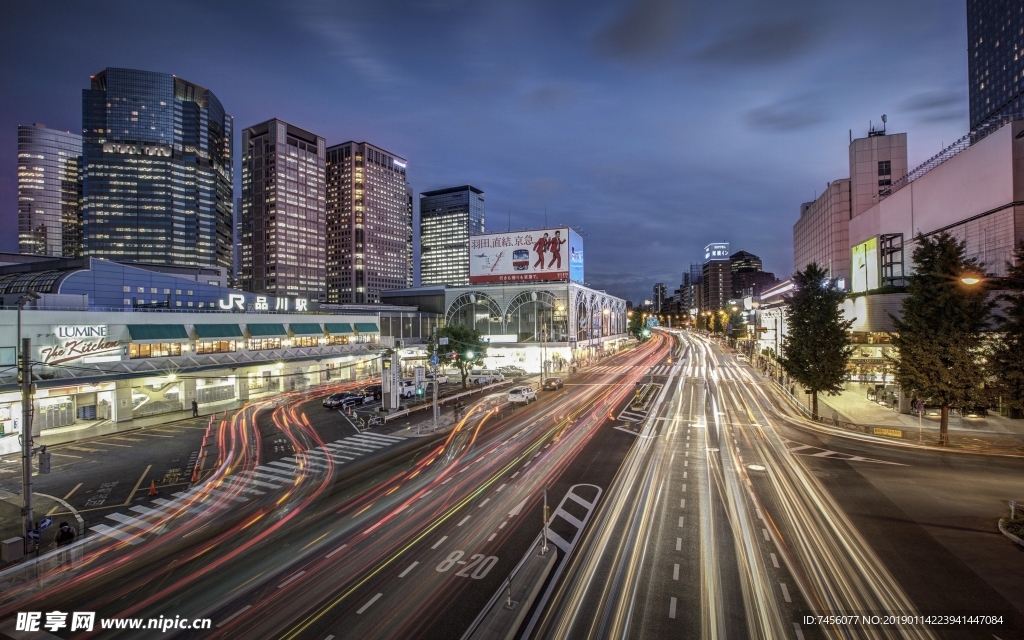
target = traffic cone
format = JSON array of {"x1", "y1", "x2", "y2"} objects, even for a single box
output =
[
  {"x1": 148, "y1": 480, "x2": 158, "y2": 497},
  {"x1": 191, "y1": 466, "x2": 199, "y2": 483}
]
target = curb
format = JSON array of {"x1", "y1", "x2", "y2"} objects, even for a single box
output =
[{"x1": 998, "y1": 517, "x2": 1024, "y2": 547}]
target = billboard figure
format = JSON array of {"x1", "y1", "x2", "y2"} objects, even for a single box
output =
[
  {"x1": 533, "y1": 233, "x2": 549, "y2": 269},
  {"x1": 547, "y1": 230, "x2": 566, "y2": 269}
]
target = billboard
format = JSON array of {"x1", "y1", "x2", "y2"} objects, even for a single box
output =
[
  {"x1": 704, "y1": 242, "x2": 730, "y2": 262},
  {"x1": 469, "y1": 227, "x2": 584, "y2": 284}
]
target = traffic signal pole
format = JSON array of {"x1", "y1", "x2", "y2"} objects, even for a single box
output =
[{"x1": 20, "y1": 337, "x2": 35, "y2": 553}]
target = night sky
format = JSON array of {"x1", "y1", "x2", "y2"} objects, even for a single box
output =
[{"x1": 0, "y1": 0, "x2": 969, "y2": 303}]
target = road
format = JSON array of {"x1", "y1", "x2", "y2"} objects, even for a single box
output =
[
  {"x1": 0, "y1": 333, "x2": 672, "y2": 639},
  {"x1": 535, "y1": 330, "x2": 1024, "y2": 640}
]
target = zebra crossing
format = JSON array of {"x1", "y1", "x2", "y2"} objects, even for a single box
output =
[
  {"x1": 89, "y1": 431, "x2": 406, "y2": 545},
  {"x1": 588, "y1": 363, "x2": 675, "y2": 376}
]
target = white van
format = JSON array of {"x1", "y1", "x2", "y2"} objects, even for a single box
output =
[
  {"x1": 398, "y1": 379, "x2": 417, "y2": 398},
  {"x1": 469, "y1": 369, "x2": 504, "y2": 384}
]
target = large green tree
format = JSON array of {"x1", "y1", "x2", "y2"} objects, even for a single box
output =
[
  {"x1": 889, "y1": 232, "x2": 992, "y2": 445},
  {"x1": 628, "y1": 311, "x2": 647, "y2": 340},
  {"x1": 986, "y1": 242, "x2": 1024, "y2": 416},
  {"x1": 779, "y1": 263, "x2": 854, "y2": 419},
  {"x1": 427, "y1": 323, "x2": 488, "y2": 389}
]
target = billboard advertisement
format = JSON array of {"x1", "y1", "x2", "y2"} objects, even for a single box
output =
[{"x1": 469, "y1": 227, "x2": 584, "y2": 284}]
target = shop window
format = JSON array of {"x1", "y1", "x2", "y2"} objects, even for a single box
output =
[
  {"x1": 248, "y1": 338, "x2": 282, "y2": 350},
  {"x1": 129, "y1": 342, "x2": 183, "y2": 359},
  {"x1": 327, "y1": 335, "x2": 349, "y2": 345},
  {"x1": 292, "y1": 336, "x2": 319, "y2": 347},
  {"x1": 195, "y1": 340, "x2": 237, "y2": 354}
]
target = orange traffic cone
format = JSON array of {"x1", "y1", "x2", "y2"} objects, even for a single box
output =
[
  {"x1": 148, "y1": 480, "x2": 158, "y2": 497},
  {"x1": 191, "y1": 466, "x2": 199, "y2": 484}
]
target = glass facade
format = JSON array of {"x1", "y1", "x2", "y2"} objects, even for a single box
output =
[
  {"x1": 326, "y1": 142, "x2": 411, "y2": 304},
  {"x1": 239, "y1": 119, "x2": 326, "y2": 300},
  {"x1": 81, "y1": 68, "x2": 233, "y2": 268},
  {"x1": 419, "y1": 185, "x2": 485, "y2": 286},
  {"x1": 968, "y1": 0, "x2": 1024, "y2": 129},
  {"x1": 17, "y1": 124, "x2": 83, "y2": 257}
]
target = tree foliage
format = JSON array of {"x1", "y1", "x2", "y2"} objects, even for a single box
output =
[
  {"x1": 889, "y1": 232, "x2": 992, "y2": 444},
  {"x1": 987, "y1": 242, "x2": 1024, "y2": 413},
  {"x1": 628, "y1": 311, "x2": 647, "y2": 340},
  {"x1": 779, "y1": 263, "x2": 854, "y2": 419},
  {"x1": 427, "y1": 323, "x2": 488, "y2": 389}
]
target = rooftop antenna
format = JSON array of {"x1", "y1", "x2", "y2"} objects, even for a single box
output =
[{"x1": 881, "y1": 113, "x2": 887, "y2": 134}]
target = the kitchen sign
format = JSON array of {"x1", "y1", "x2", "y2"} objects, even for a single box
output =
[{"x1": 40, "y1": 326, "x2": 120, "y2": 366}]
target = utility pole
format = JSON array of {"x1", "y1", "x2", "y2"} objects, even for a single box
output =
[
  {"x1": 20, "y1": 337, "x2": 34, "y2": 553},
  {"x1": 432, "y1": 332, "x2": 445, "y2": 433},
  {"x1": 541, "y1": 487, "x2": 550, "y2": 555}
]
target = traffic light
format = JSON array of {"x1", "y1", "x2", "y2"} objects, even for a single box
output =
[{"x1": 416, "y1": 386, "x2": 425, "y2": 396}]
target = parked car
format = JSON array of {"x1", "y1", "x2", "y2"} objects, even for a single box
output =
[
  {"x1": 426, "y1": 372, "x2": 449, "y2": 385},
  {"x1": 542, "y1": 378, "x2": 564, "y2": 391},
  {"x1": 469, "y1": 369, "x2": 504, "y2": 384},
  {"x1": 398, "y1": 379, "x2": 418, "y2": 398},
  {"x1": 736, "y1": 353, "x2": 748, "y2": 362},
  {"x1": 499, "y1": 366, "x2": 527, "y2": 377},
  {"x1": 508, "y1": 385, "x2": 537, "y2": 404},
  {"x1": 323, "y1": 393, "x2": 347, "y2": 409},
  {"x1": 340, "y1": 390, "x2": 375, "y2": 407},
  {"x1": 364, "y1": 384, "x2": 382, "y2": 401}
]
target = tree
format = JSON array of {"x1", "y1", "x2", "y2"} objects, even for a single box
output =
[
  {"x1": 628, "y1": 311, "x2": 647, "y2": 341},
  {"x1": 889, "y1": 232, "x2": 992, "y2": 445},
  {"x1": 427, "y1": 323, "x2": 488, "y2": 389},
  {"x1": 779, "y1": 263, "x2": 854, "y2": 420},
  {"x1": 984, "y1": 242, "x2": 1024, "y2": 416}
]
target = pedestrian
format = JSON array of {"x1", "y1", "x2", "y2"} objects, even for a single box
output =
[
  {"x1": 191, "y1": 399, "x2": 199, "y2": 417},
  {"x1": 54, "y1": 522, "x2": 76, "y2": 547}
]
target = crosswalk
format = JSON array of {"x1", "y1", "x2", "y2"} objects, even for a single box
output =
[
  {"x1": 89, "y1": 431, "x2": 405, "y2": 545},
  {"x1": 781, "y1": 438, "x2": 906, "y2": 466},
  {"x1": 588, "y1": 364, "x2": 675, "y2": 376}
]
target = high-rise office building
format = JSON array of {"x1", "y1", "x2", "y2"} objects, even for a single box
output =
[
  {"x1": 407, "y1": 186, "x2": 415, "y2": 287},
  {"x1": 419, "y1": 185, "x2": 485, "y2": 286},
  {"x1": 325, "y1": 142, "x2": 411, "y2": 303},
  {"x1": 81, "y1": 68, "x2": 233, "y2": 269},
  {"x1": 702, "y1": 243, "x2": 731, "y2": 311},
  {"x1": 17, "y1": 124, "x2": 82, "y2": 257},
  {"x1": 968, "y1": 0, "x2": 1024, "y2": 130},
  {"x1": 652, "y1": 283, "x2": 667, "y2": 313},
  {"x1": 730, "y1": 250, "x2": 778, "y2": 298},
  {"x1": 239, "y1": 119, "x2": 326, "y2": 300}
]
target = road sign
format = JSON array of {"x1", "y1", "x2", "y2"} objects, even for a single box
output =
[
  {"x1": 27, "y1": 530, "x2": 39, "y2": 541},
  {"x1": 39, "y1": 516, "x2": 52, "y2": 531},
  {"x1": 439, "y1": 337, "x2": 449, "y2": 345},
  {"x1": 430, "y1": 354, "x2": 439, "y2": 367}
]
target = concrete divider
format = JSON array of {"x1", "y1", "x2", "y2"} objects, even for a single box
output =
[{"x1": 464, "y1": 535, "x2": 556, "y2": 640}]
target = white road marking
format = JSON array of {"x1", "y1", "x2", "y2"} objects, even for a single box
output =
[
  {"x1": 762, "y1": 528, "x2": 770, "y2": 541},
  {"x1": 508, "y1": 496, "x2": 528, "y2": 517},
  {"x1": 780, "y1": 583, "x2": 792, "y2": 603},
  {"x1": 488, "y1": 533, "x2": 497, "y2": 541},
  {"x1": 479, "y1": 498, "x2": 490, "y2": 507},
  {"x1": 683, "y1": 471, "x2": 688, "y2": 479},
  {"x1": 681, "y1": 484, "x2": 687, "y2": 492},
  {"x1": 357, "y1": 593, "x2": 383, "y2": 614},
  {"x1": 399, "y1": 561, "x2": 419, "y2": 578},
  {"x1": 793, "y1": 623, "x2": 806, "y2": 640},
  {"x1": 495, "y1": 484, "x2": 506, "y2": 493},
  {"x1": 458, "y1": 515, "x2": 471, "y2": 526},
  {"x1": 672, "y1": 564, "x2": 679, "y2": 580},
  {"x1": 431, "y1": 536, "x2": 448, "y2": 549},
  {"x1": 676, "y1": 537, "x2": 682, "y2": 551},
  {"x1": 499, "y1": 521, "x2": 508, "y2": 529},
  {"x1": 325, "y1": 544, "x2": 348, "y2": 559},
  {"x1": 217, "y1": 605, "x2": 252, "y2": 628},
  {"x1": 278, "y1": 571, "x2": 306, "y2": 589},
  {"x1": 770, "y1": 553, "x2": 779, "y2": 568},
  {"x1": 680, "y1": 498, "x2": 686, "y2": 508},
  {"x1": 512, "y1": 471, "x2": 520, "y2": 478},
  {"x1": 678, "y1": 516, "x2": 684, "y2": 527},
  {"x1": 669, "y1": 597, "x2": 677, "y2": 619}
]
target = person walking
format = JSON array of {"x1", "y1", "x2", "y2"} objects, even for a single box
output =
[{"x1": 191, "y1": 399, "x2": 199, "y2": 417}]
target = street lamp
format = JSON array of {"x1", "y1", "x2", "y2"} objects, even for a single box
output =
[{"x1": 960, "y1": 273, "x2": 1024, "y2": 287}]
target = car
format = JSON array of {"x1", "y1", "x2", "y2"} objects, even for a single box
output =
[
  {"x1": 339, "y1": 391, "x2": 374, "y2": 408},
  {"x1": 498, "y1": 366, "x2": 527, "y2": 377},
  {"x1": 398, "y1": 379, "x2": 418, "y2": 398},
  {"x1": 322, "y1": 393, "x2": 347, "y2": 409},
  {"x1": 736, "y1": 353, "x2": 748, "y2": 362},
  {"x1": 469, "y1": 369, "x2": 504, "y2": 384},
  {"x1": 364, "y1": 384, "x2": 382, "y2": 401},
  {"x1": 508, "y1": 385, "x2": 537, "y2": 404},
  {"x1": 542, "y1": 378, "x2": 564, "y2": 391},
  {"x1": 426, "y1": 372, "x2": 449, "y2": 385}
]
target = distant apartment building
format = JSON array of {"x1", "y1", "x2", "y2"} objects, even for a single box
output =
[
  {"x1": 652, "y1": 283, "x2": 667, "y2": 312},
  {"x1": 325, "y1": 142, "x2": 411, "y2": 304},
  {"x1": 81, "y1": 68, "x2": 233, "y2": 269},
  {"x1": 238, "y1": 119, "x2": 326, "y2": 300},
  {"x1": 17, "y1": 124, "x2": 82, "y2": 257},
  {"x1": 967, "y1": 0, "x2": 1024, "y2": 130},
  {"x1": 702, "y1": 243, "x2": 731, "y2": 311},
  {"x1": 730, "y1": 250, "x2": 778, "y2": 298},
  {"x1": 419, "y1": 185, "x2": 485, "y2": 286}
]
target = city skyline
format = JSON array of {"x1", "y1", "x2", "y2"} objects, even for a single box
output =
[{"x1": 0, "y1": 1, "x2": 972, "y2": 303}]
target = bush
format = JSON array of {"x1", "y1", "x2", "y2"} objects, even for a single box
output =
[{"x1": 1004, "y1": 516, "x2": 1024, "y2": 539}]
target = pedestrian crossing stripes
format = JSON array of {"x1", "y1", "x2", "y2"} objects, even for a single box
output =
[
  {"x1": 588, "y1": 364, "x2": 675, "y2": 376},
  {"x1": 88, "y1": 432, "x2": 406, "y2": 546},
  {"x1": 780, "y1": 438, "x2": 906, "y2": 466}
]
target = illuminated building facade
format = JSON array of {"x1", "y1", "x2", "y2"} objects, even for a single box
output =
[
  {"x1": 81, "y1": 68, "x2": 233, "y2": 269},
  {"x1": 239, "y1": 119, "x2": 326, "y2": 300},
  {"x1": 419, "y1": 185, "x2": 485, "y2": 286},
  {"x1": 17, "y1": 124, "x2": 83, "y2": 257},
  {"x1": 326, "y1": 142, "x2": 411, "y2": 304}
]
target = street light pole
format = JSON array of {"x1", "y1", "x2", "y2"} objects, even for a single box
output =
[{"x1": 20, "y1": 337, "x2": 34, "y2": 553}]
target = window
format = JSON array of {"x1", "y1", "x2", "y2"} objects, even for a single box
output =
[
  {"x1": 138, "y1": 287, "x2": 145, "y2": 293},
  {"x1": 150, "y1": 288, "x2": 157, "y2": 294},
  {"x1": 326, "y1": 335, "x2": 349, "y2": 346},
  {"x1": 129, "y1": 342, "x2": 183, "y2": 359},
  {"x1": 195, "y1": 340, "x2": 236, "y2": 354},
  {"x1": 247, "y1": 338, "x2": 282, "y2": 350},
  {"x1": 878, "y1": 160, "x2": 891, "y2": 176},
  {"x1": 292, "y1": 336, "x2": 319, "y2": 347},
  {"x1": 123, "y1": 285, "x2": 131, "y2": 293}
]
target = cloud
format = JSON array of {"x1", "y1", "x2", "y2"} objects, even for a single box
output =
[
  {"x1": 899, "y1": 88, "x2": 968, "y2": 124},
  {"x1": 524, "y1": 84, "x2": 575, "y2": 109},
  {"x1": 746, "y1": 93, "x2": 826, "y2": 131},
  {"x1": 693, "y1": 17, "x2": 816, "y2": 66},
  {"x1": 592, "y1": 0, "x2": 686, "y2": 60}
]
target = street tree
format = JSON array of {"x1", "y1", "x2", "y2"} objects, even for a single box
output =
[
  {"x1": 889, "y1": 232, "x2": 992, "y2": 445},
  {"x1": 427, "y1": 323, "x2": 488, "y2": 389},
  {"x1": 779, "y1": 263, "x2": 854, "y2": 419},
  {"x1": 985, "y1": 242, "x2": 1024, "y2": 417},
  {"x1": 628, "y1": 311, "x2": 647, "y2": 341}
]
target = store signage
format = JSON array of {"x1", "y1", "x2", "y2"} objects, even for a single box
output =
[
  {"x1": 219, "y1": 294, "x2": 245, "y2": 311},
  {"x1": 41, "y1": 326, "x2": 119, "y2": 366},
  {"x1": 704, "y1": 243, "x2": 730, "y2": 261},
  {"x1": 219, "y1": 294, "x2": 309, "y2": 313},
  {"x1": 102, "y1": 143, "x2": 172, "y2": 157}
]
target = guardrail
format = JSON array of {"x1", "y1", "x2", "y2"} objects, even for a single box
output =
[{"x1": 383, "y1": 379, "x2": 515, "y2": 423}]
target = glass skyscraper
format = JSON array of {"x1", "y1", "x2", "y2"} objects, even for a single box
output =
[
  {"x1": 239, "y1": 119, "x2": 326, "y2": 300},
  {"x1": 81, "y1": 68, "x2": 233, "y2": 269},
  {"x1": 967, "y1": 0, "x2": 1024, "y2": 129},
  {"x1": 17, "y1": 124, "x2": 83, "y2": 257},
  {"x1": 418, "y1": 185, "x2": 485, "y2": 286}
]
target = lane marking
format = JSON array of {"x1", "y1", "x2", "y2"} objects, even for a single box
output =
[
  {"x1": 399, "y1": 561, "x2": 419, "y2": 578},
  {"x1": 683, "y1": 471, "x2": 687, "y2": 479},
  {"x1": 678, "y1": 516, "x2": 684, "y2": 527},
  {"x1": 458, "y1": 515, "x2": 471, "y2": 526},
  {"x1": 680, "y1": 498, "x2": 686, "y2": 508},
  {"x1": 356, "y1": 593, "x2": 383, "y2": 614},
  {"x1": 793, "y1": 623, "x2": 806, "y2": 640},
  {"x1": 325, "y1": 543, "x2": 348, "y2": 559},
  {"x1": 216, "y1": 605, "x2": 252, "y2": 628},
  {"x1": 495, "y1": 484, "x2": 506, "y2": 493},
  {"x1": 669, "y1": 597, "x2": 677, "y2": 619},
  {"x1": 672, "y1": 564, "x2": 679, "y2": 580},
  {"x1": 278, "y1": 571, "x2": 306, "y2": 589},
  {"x1": 762, "y1": 528, "x2": 770, "y2": 541},
  {"x1": 770, "y1": 553, "x2": 779, "y2": 568},
  {"x1": 681, "y1": 484, "x2": 687, "y2": 492},
  {"x1": 431, "y1": 536, "x2": 448, "y2": 549},
  {"x1": 479, "y1": 498, "x2": 490, "y2": 508},
  {"x1": 511, "y1": 471, "x2": 520, "y2": 478},
  {"x1": 499, "y1": 521, "x2": 508, "y2": 529},
  {"x1": 780, "y1": 583, "x2": 792, "y2": 603},
  {"x1": 488, "y1": 533, "x2": 497, "y2": 541}
]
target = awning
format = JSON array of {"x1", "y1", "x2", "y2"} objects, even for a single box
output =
[
  {"x1": 193, "y1": 324, "x2": 244, "y2": 339},
  {"x1": 246, "y1": 323, "x2": 288, "y2": 337},
  {"x1": 289, "y1": 323, "x2": 323, "y2": 336},
  {"x1": 127, "y1": 324, "x2": 189, "y2": 343},
  {"x1": 325, "y1": 323, "x2": 353, "y2": 335},
  {"x1": 354, "y1": 322, "x2": 379, "y2": 333}
]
